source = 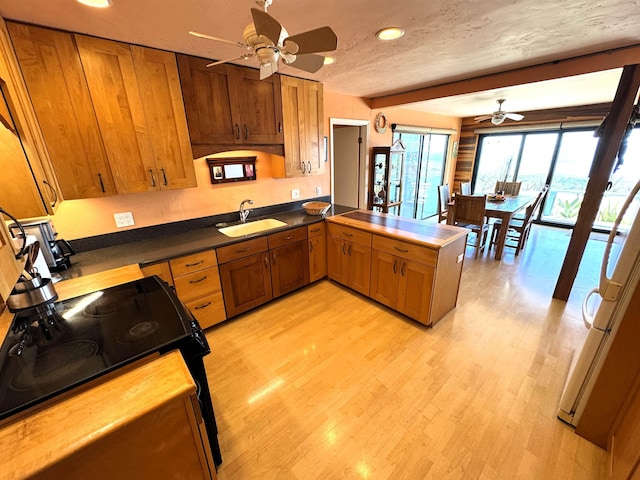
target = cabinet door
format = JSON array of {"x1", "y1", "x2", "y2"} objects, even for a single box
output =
[
  {"x1": 219, "y1": 252, "x2": 272, "y2": 318},
  {"x1": 397, "y1": 260, "x2": 435, "y2": 325},
  {"x1": 370, "y1": 250, "x2": 399, "y2": 308},
  {"x1": 176, "y1": 56, "x2": 239, "y2": 146},
  {"x1": 309, "y1": 234, "x2": 326, "y2": 283},
  {"x1": 75, "y1": 34, "x2": 157, "y2": 194},
  {"x1": 130, "y1": 46, "x2": 196, "y2": 190},
  {"x1": 7, "y1": 23, "x2": 116, "y2": 199},
  {"x1": 140, "y1": 261, "x2": 174, "y2": 287},
  {"x1": 280, "y1": 75, "x2": 305, "y2": 177},
  {"x1": 326, "y1": 235, "x2": 346, "y2": 284},
  {"x1": 345, "y1": 241, "x2": 371, "y2": 296},
  {"x1": 234, "y1": 68, "x2": 283, "y2": 144},
  {"x1": 303, "y1": 80, "x2": 324, "y2": 175},
  {"x1": 270, "y1": 239, "x2": 309, "y2": 298}
]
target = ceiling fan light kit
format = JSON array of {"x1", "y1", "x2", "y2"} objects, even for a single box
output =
[{"x1": 189, "y1": 0, "x2": 337, "y2": 80}]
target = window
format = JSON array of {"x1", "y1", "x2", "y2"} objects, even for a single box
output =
[{"x1": 473, "y1": 126, "x2": 640, "y2": 230}]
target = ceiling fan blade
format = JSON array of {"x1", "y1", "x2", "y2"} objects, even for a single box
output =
[
  {"x1": 260, "y1": 61, "x2": 278, "y2": 80},
  {"x1": 288, "y1": 53, "x2": 325, "y2": 73},
  {"x1": 284, "y1": 27, "x2": 338, "y2": 54},
  {"x1": 251, "y1": 8, "x2": 283, "y2": 45},
  {"x1": 189, "y1": 31, "x2": 252, "y2": 50},
  {"x1": 206, "y1": 53, "x2": 254, "y2": 68},
  {"x1": 505, "y1": 113, "x2": 524, "y2": 121},
  {"x1": 474, "y1": 115, "x2": 492, "y2": 122}
]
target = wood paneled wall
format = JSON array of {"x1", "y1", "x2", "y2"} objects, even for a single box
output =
[{"x1": 453, "y1": 102, "x2": 612, "y2": 193}]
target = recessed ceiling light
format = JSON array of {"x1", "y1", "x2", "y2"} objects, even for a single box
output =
[
  {"x1": 77, "y1": 0, "x2": 112, "y2": 8},
  {"x1": 324, "y1": 56, "x2": 335, "y2": 65},
  {"x1": 376, "y1": 27, "x2": 404, "y2": 41}
]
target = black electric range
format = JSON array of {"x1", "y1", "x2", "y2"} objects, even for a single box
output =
[{"x1": 0, "y1": 275, "x2": 222, "y2": 466}]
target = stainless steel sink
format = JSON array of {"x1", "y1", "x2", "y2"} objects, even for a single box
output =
[{"x1": 218, "y1": 218, "x2": 287, "y2": 237}]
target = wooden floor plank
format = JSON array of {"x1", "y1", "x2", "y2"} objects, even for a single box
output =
[{"x1": 205, "y1": 224, "x2": 608, "y2": 479}]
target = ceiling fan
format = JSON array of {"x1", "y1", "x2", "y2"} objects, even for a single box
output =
[
  {"x1": 189, "y1": 0, "x2": 338, "y2": 80},
  {"x1": 474, "y1": 99, "x2": 524, "y2": 125}
]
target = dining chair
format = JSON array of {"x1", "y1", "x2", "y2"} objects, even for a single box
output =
[
  {"x1": 451, "y1": 194, "x2": 489, "y2": 258},
  {"x1": 437, "y1": 184, "x2": 451, "y2": 223},
  {"x1": 460, "y1": 182, "x2": 471, "y2": 195},
  {"x1": 494, "y1": 181, "x2": 522, "y2": 196},
  {"x1": 491, "y1": 186, "x2": 549, "y2": 255}
]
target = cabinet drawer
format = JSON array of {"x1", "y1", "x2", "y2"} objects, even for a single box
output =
[
  {"x1": 327, "y1": 223, "x2": 371, "y2": 247},
  {"x1": 185, "y1": 291, "x2": 226, "y2": 329},
  {"x1": 307, "y1": 222, "x2": 325, "y2": 238},
  {"x1": 216, "y1": 237, "x2": 268, "y2": 264},
  {"x1": 372, "y1": 235, "x2": 437, "y2": 267},
  {"x1": 268, "y1": 226, "x2": 307, "y2": 249},
  {"x1": 140, "y1": 261, "x2": 174, "y2": 287},
  {"x1": 174, "y1": 266, "x2": 221, "y2": 302},
  {"x1": 170, "y1": 250, "x2": 217, "y2": 277}
]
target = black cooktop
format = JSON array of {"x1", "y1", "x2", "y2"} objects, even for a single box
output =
[{"x1": 0, "y1": 276, "x2": 196, "y2": 421}]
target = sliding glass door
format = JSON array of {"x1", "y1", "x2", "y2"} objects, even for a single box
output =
[{"x1": 393, "y1": 132, "x2": 448, "y2": 220}]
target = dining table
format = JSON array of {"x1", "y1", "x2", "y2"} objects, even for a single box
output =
[{"x1": 447, "y1": 193, "x2": 536, "y2": 260}]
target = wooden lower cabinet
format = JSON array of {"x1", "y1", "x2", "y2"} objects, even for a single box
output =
[
  {"x1": 326, "y1": 225, "x2": 372, "y2": 296},
  {"x1": 270, "y1": 240, "x2": 309, "y2": 298},
  {"x1": 308, "y1": 223, "x2": 326, "y2": 282},
  {"x1": 170, "y1": 250, "x2": 225, "y2": 329},
  {"x1": 370, "y1": 249, "x2": 435, "y2": 324},
  {"x1": 219, "y1": 251, "x2": 272, "y2": 318},
  {"x1": 140, "y1": 261, "x2": 174, "y2": 287},
  {"x1": 608, "y1": 380, "x2": 640, "y2": 480}
]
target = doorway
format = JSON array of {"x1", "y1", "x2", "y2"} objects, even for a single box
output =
[{"x1": 330, "y1": 119, "x2": 369, "y2": 208}]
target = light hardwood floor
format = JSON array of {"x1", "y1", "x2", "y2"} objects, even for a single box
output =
[{"x1": 204, "y1": 225, "x2": 608, "y2": 479}]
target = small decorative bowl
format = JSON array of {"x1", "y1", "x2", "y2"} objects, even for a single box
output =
[{"x1": 302, "y1": 201, "x2": 331, "y2": 216}]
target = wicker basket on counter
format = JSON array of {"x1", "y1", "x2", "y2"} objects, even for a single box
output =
[{"x1": 302, "y1": 201, "x2": 331, "y2": 216}]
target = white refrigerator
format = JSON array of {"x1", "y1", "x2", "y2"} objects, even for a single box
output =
[{"x1": 558, "y1": 179, "x2": 640, "y2": 426}]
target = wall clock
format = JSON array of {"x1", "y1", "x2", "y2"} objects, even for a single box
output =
[{"x1": 374, "y1": 112, "x2": 388, "y2": 133}]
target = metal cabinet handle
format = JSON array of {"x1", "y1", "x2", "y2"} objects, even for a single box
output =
[
  {"x1": 43, "y1": 180, "x2": 58, "y2": 207},
  {"x1": 284, "y1": 235, "x2": 294, "y2": 240},
  {"x1": 263, "y1": 254, "x2": 269, "y2": 268},
  {"x1": 348, "y1": 244, "x2": 353, "y2": 256},
  {"x1": 278, "y1": 122, "x2": 282, "y2": 133},
  {"x1": 244, "y1": 124, "x2": 249, "y2": 140},
  {"x1": 393, "y1": 259, "x2": 398, "y2": 274},
  {"x1": 310, "y1": 227, "x2": 320, "y2": 233},
  {"x1": 394, "y1": 246, "x2": 409, "y2": 253},
  {"x1": 236, "y1": 247, "x2": 251, "y2": 253},
  {"x1": 343, "y1": 232, "x2": 353, "y2": 237},
  {"x1": 401, "y1": 262, "x2": 406, "y2": 276},
  {"x1": 189, "y1": 275, "x2": 207, "y2": 284},
  {"x1": 97, "y1": 173, "x2": 105, "y2": 193},
  {"x1": 302, "y1": 162, "x2": 306, "y2": 174},
  {"x1": 342, "y1": 243, "x2": 346, "y2": 255},
  {"x1": 234, "y1": 124, "x2": 240, "y2": 140},
  {"x1": 149, "y1": 169, "x2": 156, "y2": 187},
  {"x1": 307, "y1": 161, "x2": 311, "y2": 174},
  {"x1": 272, "y1": 252, "x2": 277, "y2": 265},
  {"x1": 185, "y1": 260, "x2": 204, "y2": 267},
  {"x1": 161, "y1": 168, "x2": 168, "y2": 186},
  {"x1": 194, "y1": 301, "x2": 212, "y2": 310},
  {"x1": 309, "y1": 241, "x2": 314, "y2": 253}
]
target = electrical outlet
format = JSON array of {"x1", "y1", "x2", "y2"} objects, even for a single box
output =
[
  {"x1": 114, "y1": 212, "x2": 135, "y2": 227},
  {"x1": 315, "y1": 186, "x2": 322, "y2": 196},
  {"x1": 291, "y1": 189, "x2": 300, "y2": 199}
]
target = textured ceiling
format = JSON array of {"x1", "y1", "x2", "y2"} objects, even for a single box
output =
[{"x1": 1, "y1": 0, "x2": 638, "y2": 117}]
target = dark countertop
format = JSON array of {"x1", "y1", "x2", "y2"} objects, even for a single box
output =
[{"x1": 60, "y1": 205, "x2": 355, "y2": 280}]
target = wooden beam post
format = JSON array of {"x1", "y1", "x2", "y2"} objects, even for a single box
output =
[{"x1": 553, "y1": 64, "x2": 640, "y2": 301}]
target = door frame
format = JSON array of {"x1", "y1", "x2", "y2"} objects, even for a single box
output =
[{"x1": 330, "y1": 118, "x2": 370, "y2": 209}]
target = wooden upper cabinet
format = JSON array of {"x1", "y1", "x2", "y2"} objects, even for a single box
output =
[
  {"x1": 234, "y1": 67, "x2": 283, "y2": 144},
  {"x1": 76, "y1": 34, "x2": 156, "y2": 194},
  {"x1": 275, "y1": 76, "x2": 324, "y2": 177},
  {"x1": 130, "y1": 46, "x2": 196, "y2": 190},
  {"x1": 75, "y1": 36, "x2": 196, "y2": 193},
  {"x1": 7, "y1": 22, "x2": 116, "y2": 199},
  {"x1": 176, "y1": 54, "x2": 284, "y2": 157}
]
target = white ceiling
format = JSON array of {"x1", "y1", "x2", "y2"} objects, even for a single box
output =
[{"x1": 1, "y1": 0, "x2": 638, "y2": 118}]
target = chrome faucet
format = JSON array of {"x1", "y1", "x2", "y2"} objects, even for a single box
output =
[{"x1": 239, "y1": 199, "x2": 254, "y2": 223}]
